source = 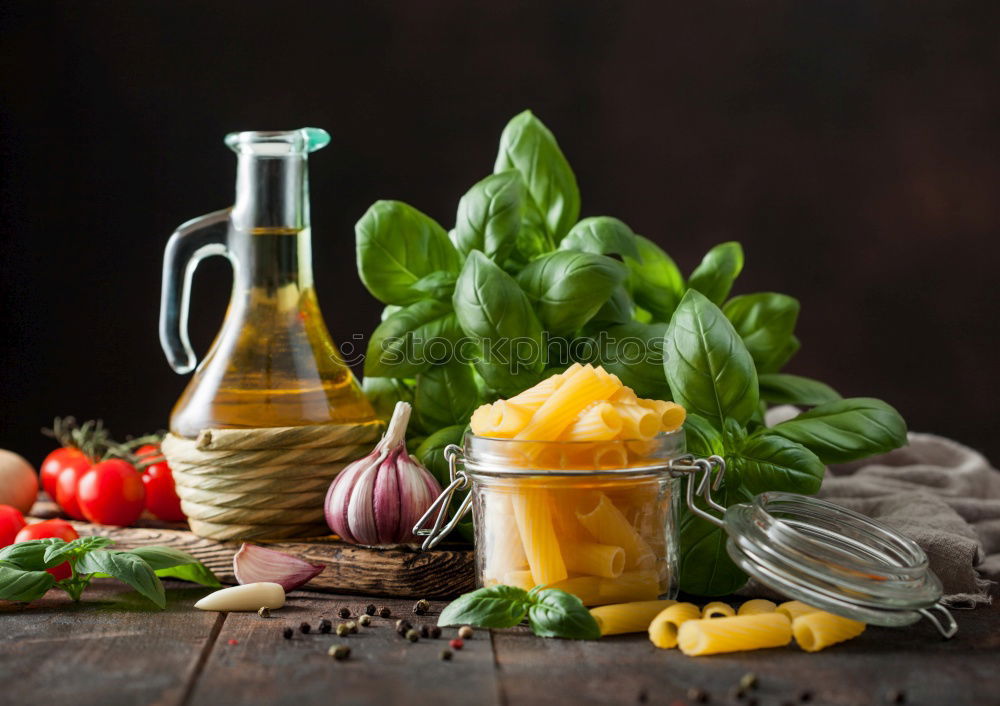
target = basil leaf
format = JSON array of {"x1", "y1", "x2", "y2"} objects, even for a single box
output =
[
  {"x1": 438, "y1": 584, "x2": 531, "y2": 628},
  {"x1": 683, "y1": 413, "x2": 725, "y2": 457},
  {"x1": 415, "y1": 425, "x2": 467, "y2": 489},
  {"x1": 588, "y1": 286, "x2": 634, "y2": 327},
  {"x1": 664, "y1": 289, "x2": 759, "y2": 430},
  {"x1": 687, "y1": 242, "x2": 744, "y2": 306},
  {"x1": 454, "y1": 170, "x2": 524, "y2": 263},
  {"x1": 365, "y1": 300, "x2": 463, "y2": 378},
  {"x1": 453, "y1": 251, "x2": 545, "y2": 395},
  {"x1": 517, "y1": 251, "x2": 628, "y2": 336},
  {"x1": 0, "y1": 539, "x2": 68, "y2": 570},
  {"x1": 362, "y1": 376, "x2": 414, "y2": 423},
  {"x1": 758, "y1": 373, "x2": 842, "y2": 407},
  {"x1": 65, "y1": 536, "x2": 114, "y2": 553},
  {"x1": 584, "y1": 321, "x2": 671, "y2": 399},
  {"x1": 126, "y1": 546, "x2": 221, "y2": 588},
  {"x1": 527, "y1": 589, "x2": 600, "y2": 640},
  {"x1": 768, "y1": 398, "x2": 908, "y2": 464},
  {"x1": 411, "y1": 272, "x2": 458, "y2": 301},
  {"x1": 75, "y1": 550, "x2": 166, "y2": 609},
  {"x1": 733, "y1": 433, "x2": 825, "y2": 494},
  {"x1": 679, "y1": 481, "x2": 752, "y2": 596},
  {"x1": 723, "y1": 292, "x2": 800, "y2": 374},
  {"x1": 626, "y1": 235, "x2": 684, "y2": 322},
  {"x1": 559, "y1": 216, "x2": 640, "y2": 260},
  {"x1": 0, "y1": 564, "x2": 56, "y2": 602},
  {"x1": 495, "y1": 110, "x2": 580, "y2": 241},
  {"x1": 355, "y1": 200, "x2": 460, "y2": 305},
  {"x1": 414, "y1": 362, "x2": 480, "y2": 431}
]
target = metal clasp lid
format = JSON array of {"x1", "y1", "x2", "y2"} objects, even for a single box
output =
[{"x1": 413, "y1": 445, "x2": 472, "y2": 550}]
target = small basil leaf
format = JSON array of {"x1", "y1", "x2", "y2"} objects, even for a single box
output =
[
  {"x1": 758, "y1": 373, "x2": 842, "y2": 407},
  {"x1": 415, "y1": 425, "x2": 467, "y2": 490},
  {"x1": 65, "y1": 536, "x2": 114, "y2": 553},
  {"x1": 438, "y1": 584, "x2": 531, "y2": 628},
  {"x1": 0, "y1": 564, "x2": 56, "y2": 602},
  {"x1": 679, "y1": 481, "x2": 752, "y2": 596},
  {"x1": 381, "y1": 305, "x2": 402, "y2": 321},
  {"x1": 583, "y1": 321, "x2": 671, "y2": 399},
  {"x1": 362, "y1": 376, "x2": 414, "y2": 423},
  {"x1": 517, "y1": 251, "x2": 628, "y2": 336},
  {"x1": 355, "y1": 200, "x2": 460, "y2": 305},
  {"x1": 526, "y1": 589, "x2": 601, "y2": 640},
  {"x1": 559, "y1": 216, "x2": 640, "y2": 260},
  {"x1": 767, "y1": 398, "x2": 908, "y2": 464},
  {"x1": 587, "y1": 286, "x2": 634, "y2": 328},
  {"x1": 0, "y1": 539, "x2": 67, "y2": 570},
  {"x1": 687, "y1": 242, "x2": 744, "y2": 306},
  {"x1": 723, "y1": 292, "x2": 800, "y2": 374},
  {"x1": 683, "y1": 413, "x2": 725, "y2": 457},
  {"x1": 414, "y1": 362, "x2": 481, "y2": 431},
  {"x1": 411, "y1": 272, "x2": 458, "y2": 301},
  {"x1": 495, "y1": 110, "x2": 580, "y2": 241},
  {"x1": 126, "y1": 546, "x2": 221, "y2": 588},
  {"x1": 626, "y1": 235, "x2": 684, "y2": 322},
  {"x1": 664, "y1": 289, "x2": 759, "y2": 430},
  {"x1": 365, "y1": 300, "x2": 463, "y2": 378},
  {"x1": 733, "y1": 432, "x2": 825, "y2": 495},
  {"x1": 75, "y1": 551, "x2": 166, "y2": 609},
  {"x1": 454, "y1": 170, "x2": 524, "y2": 263}
]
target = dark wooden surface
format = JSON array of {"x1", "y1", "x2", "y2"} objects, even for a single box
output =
[{"x1": 2, "y1": 580, "x2": 997, "y2": 706}]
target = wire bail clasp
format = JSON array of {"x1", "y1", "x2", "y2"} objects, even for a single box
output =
[
  {"x1": 670, "y1": 454, "x2": 728, "y2": 528},
  {"x1": 412, "y1": 444, "x2": 473, "y2": 550}
]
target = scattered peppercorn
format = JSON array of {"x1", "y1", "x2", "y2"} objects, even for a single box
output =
[
  {"x1": 885, "y1": 690, "x2": 906, "y2": 704},
  {"x1": 338, "y1": 607, "x2": 351, "y2": 619},
  {"x1": 395, "y1": 619, "x2": 413, "y2": 635},
  {"x1": 419, "y1": 624, "x2": 431, "y2": 638},
  {"x1": 406, "y1": 629, "x2": 420, "y2": 642},
  {"x1": 257, "y1": 607, "x2": 270, "y2": 619},
  {"x1": 686, "y1": 687, "x2": 708, "y2": 703},
  {"x1": 378, "y1": 606, "x2": 391, "y2": 618},
  {"x1": 729, "y1": 686, "x2": 746, "y2": 701},
  {"x1": 449, "y1": 638, "x2": 464, "y2": 650},
  {"x1": 429, "y1": 625, "x2": 442, "y2": 639},
  {"x1": 318, "y1": 618, "x2": 332, "y2": 634},
  {"x1": 739, "y1": 673, "x2": 758, "y2": 690},
  {"x1": 282, "y1": 627, "x2": 294, "y2": 640},
  {"x1": 365, "y1": 603, "x2": 377, "y2": 616},
  {"x1": 440, "y1": 649, "x2": 453, "y2": 661},
  {"x1": 228, "y1": 639, "x2": 238, "y2": 646},
  {"x1": 328, "y1": 644, "x2": 350, "y2": 660},
  {"x1": 346, "y1": 621, "x2": 358, "y2": 634},
  {"x1": 458, "y1": 625, "x2": 474, "y2": 639},
  {"x1": 637, "y1": 689, "x2": 648, "y2": 703},
  {"x1": 798, "y1": 691, "x2": 813, "y2": 703},
  {"x1": 413, "y1": 599, "x2": 430, "y2": 615},
  {"x1": 359, "y1": 615, "x2": 372, "y2": 627},
  {"x1": 336, "y1": 624, "x2": 350, "y2": 637},
  {"x1": 299, "y1": 622, "x2": 311, "y2": 634}
]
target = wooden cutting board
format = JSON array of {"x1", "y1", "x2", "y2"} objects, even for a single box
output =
[{"x1": 28, "y1": 501, "x2": 475, "y2": 599}]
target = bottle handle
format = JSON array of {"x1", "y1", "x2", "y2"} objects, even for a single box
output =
[{"x1": 159, "y1": 209, "x2": 232, "y2": 374}]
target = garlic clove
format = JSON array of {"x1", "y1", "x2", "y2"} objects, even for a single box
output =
[
  {"x1": 194, "y1": 582, "x2": 285, "y2": 611},
  {"x1": 233, "y1": 544, "x2": 325, "y2": 592}
]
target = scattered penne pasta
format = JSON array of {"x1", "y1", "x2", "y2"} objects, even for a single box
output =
[
  {"x1": 590, "y1": 600, "x2": 677, "y2": 636},
  {"x1": 776, "y1": 600, "x2": 820, "y2": 622},
  {"x1": 738, "y1": 599, "x2": 777, "y2": 616},
  {"x1": 792, "y1": 611, "x2": 866, "y2": 652},
  {"x1": 701, "y1": 601, "x2": 735, "y2": 619},
  {"x1": 677, "y1": 613, "x2": 793, "y2": 656},
  {"x1": 648, "y1": 602, "x2": 702, "y2": 648}
]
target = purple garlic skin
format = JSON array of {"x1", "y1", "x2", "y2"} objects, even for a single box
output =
[
  {"x1": 232, "y1": 543, "x2": 325, "y2": 591},
  {"x1": 325, "y1": 402, "x2": 443, "y2": 546}
]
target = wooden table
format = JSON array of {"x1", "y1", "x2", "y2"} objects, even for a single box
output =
[{"x1": 2, "y1": 580, "x2": 997, "y2": 706}]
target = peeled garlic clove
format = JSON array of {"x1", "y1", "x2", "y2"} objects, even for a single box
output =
[{"x1": 194, "y1": 582, "x2": 285, "y2": 612}]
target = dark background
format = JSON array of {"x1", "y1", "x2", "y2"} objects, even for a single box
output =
[{"x1": 2, "y1": 1, "x2": 997, "y2": 466}]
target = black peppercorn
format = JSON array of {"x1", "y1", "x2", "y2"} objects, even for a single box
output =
[
  {"x1": 730, "y1": 686, "x2": 747, "y2": 701},
  {"x1": 413, "y1": 599, "x2": 430, "y2": 615},
  {"x1": 318, "y1": 618, "x2": 332, "y2": 634},
  {"x1": 885, "y1": 690, "x2": 906, "y2": 704},
  {"x1": 440, "y1": 649, "x2": 453, "y2": 661},
  {"x1": 358, "y1": 615, "x2": 372, "y2": 627},
  {"x1": 420, "y1": 624, "x2": 431, "y2": 638},
  {"x1": 405, "y1": 628, "x2": 419, "y2": 642},
  {"x1": 282, "y1": 627, "x2": 293, "y2": 639},
  {"x1": 365, "y1": 603, "x2": 377, "y2": 616},
  {"x1": 798, "y1": 690, "x2": 813, "y2": 703},
  {"x1": 637, "y1": 689, "x2": 648, "y2": 703},
  {"x1": 338, "y1": 607, "x2": 351, "y2": 619},
  {"x1": 378, "y1": 606, "x2": 391, "y2": 618},
  {"x1": 429, "y1": 625, "x2": 442, "y2": 639},
  {"x1": 395, "y1": 619, "x2": 413, "y2": 635},
  {"x1": 686, "y1": 687, "x2": 708, "y2": 703},
  {"x1": 299, "y1": 622, "x2": 311, "y2": 634}
]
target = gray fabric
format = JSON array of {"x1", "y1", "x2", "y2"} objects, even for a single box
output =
[{"x1": 748, "y1": 407, "x2": 1000, "y2": 608}]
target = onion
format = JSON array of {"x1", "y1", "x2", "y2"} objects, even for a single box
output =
[
  {"x1": 233, "y1": 543, "x2": 325, "y2": 591},
  {"x1": 0, "y1": 449, "x2": 39, "y2": 514}
]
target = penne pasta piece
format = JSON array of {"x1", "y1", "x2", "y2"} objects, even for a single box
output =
[
  {"x1": 776, "y1": 600, "x2": 820, "y2": 622},
  {"x1": 510, "y1": 488, "x2": 568, "y2": 586},
  {"x1": 648, "y1": 602, "x2": 701, "y2": 648},
  {"x1": 792, "y1": 611, "x2": 866, "y2": 652},
  {"x1": 738, "y1": 599, "x2": 777, "y2": 616},
  {"x1": 545, "y1": 576, "x2": 604, "y2": 606},
  {"x1": 591, "y1": 442, "x2": 630, "y2": 469},
  {"x1": 702, "y1": 601, "x2": 735, "y2": 619},
  {"x1": 590, "y1": 600, "x2": 677, "y2": 636},
  {"x1": 516, "y1": 365, "x2": 620, "y2": 441},
  {"x1": 677, "y1": 613, "x2": 793, "y2": 656},
  {"x1": 482, "y1": 494, "x2": 528, "y2": 581},
  {"x1": 561, "y1": 541, "x2": 626, "y2": 578},
  {"x1": 638, "y1": 399, "x2": 686, "y2": 432},
  {"x1": 561, "y1": 402, "x2": 623, "y2": 441},
  {"x1": 503, "y1": 569, "x2": 537, "y2": 591},
  {"x1": 598, "y1": 570, "x2": 662, "y2": 604},
  {"x1": 506, "y1": 374, "x2": 563, "y2": 413},
  {"x1": 576, "y1": 493, "x2": 656, "y2": 570},
  {"x1": 610, "y1": 386, "x2": 638, "y2": 405},
  {"x1": 614, "y1": 403, "x2": 661, "y2": 440}
]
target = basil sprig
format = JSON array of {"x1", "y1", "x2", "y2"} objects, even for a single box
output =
[
  {"x1": 0, "y1": 537, "x2": 219, "y2": 607},
  {"x1": 439, "y1": 584, "x2": 600, "y2": 640}
]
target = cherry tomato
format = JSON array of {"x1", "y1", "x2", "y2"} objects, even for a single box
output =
[
  {"x1": 77, "y1": 459, "x2": 145, "y2": 526},
  {"x1": 137, "y1": 444, "x2": 185, "y2": 522},
  {"x1": 54, "y1": 463, "x2": 90, "y2": 520},
  {"x1": 15, "y1": 518, "x2": 79, "y2": 580},
  {"x1": 0, "y1": 505, "x2": 26, "y2": 547},
  {"x1": 40, "y1": 447, "x2": 91, "y2": 500}
]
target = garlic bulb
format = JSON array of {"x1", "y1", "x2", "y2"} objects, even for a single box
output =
[{"x1": 324, "y1": 402, "x2": 443, "y2": 546}]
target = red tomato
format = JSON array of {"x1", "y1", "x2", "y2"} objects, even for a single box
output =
[
  {"x1": 15, "y1": 519, "x2": 79, "y2": 580},
  {"x1": 137, "y1": 444, "x2": 185, "y2": 522},
  {"x1": 40, "y1": 447, "x2": 91, "y2": 499},
  {"x1": 0, "y1": 505, "x2": 26, "y2": 547},
  {"x1": 77, "y1": 459, "x2": 145, "y2": 526},
  {"x1": 54, "y1": 464, "x2": 89, "y2": 520}
]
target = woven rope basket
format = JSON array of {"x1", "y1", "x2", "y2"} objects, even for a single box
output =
[{"x1": 162, "y1": 420, "x2": 383, "y2": 540}]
